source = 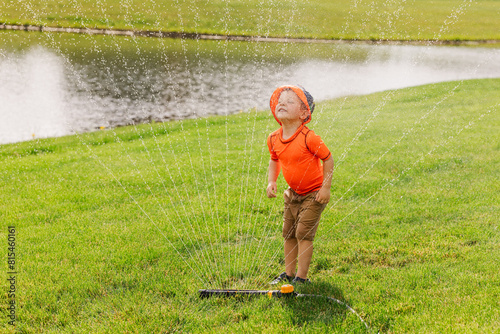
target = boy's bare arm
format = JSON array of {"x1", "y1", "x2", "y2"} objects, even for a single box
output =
[
  {"x1": 316, "y1": 156, "x2": 334, "y2": 204},
  {"x1": 267, "y1": 159, "x2": 281, "y2": 198}
]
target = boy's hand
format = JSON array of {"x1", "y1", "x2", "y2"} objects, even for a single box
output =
[
  {"x1": 315, "y1": 187, "x2": 331, "y2": 204},
  {"x1": 267, "y1": 182, "x2": 277, "y2": 198}
]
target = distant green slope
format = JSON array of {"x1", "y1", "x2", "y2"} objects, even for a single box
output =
[{"x1": 1, "y1": 0, "x2": 500, "y2": 41}]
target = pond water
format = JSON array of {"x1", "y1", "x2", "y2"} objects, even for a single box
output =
[{"x1": 1, "y1": 30, "x2": 499, "y2": 144}]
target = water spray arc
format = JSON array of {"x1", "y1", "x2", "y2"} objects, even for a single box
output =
[{"x1": 2, "y1": 0, "x2": 498, "y2": 332}]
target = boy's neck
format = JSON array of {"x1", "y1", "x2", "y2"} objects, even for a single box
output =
[{"x1": 281, "y1": 119, "x2": 304, "y2": 140}]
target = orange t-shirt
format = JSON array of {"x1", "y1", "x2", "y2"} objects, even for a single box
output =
[{"x1": 267, "y1": 124, "x2": 331, "y2": 195}]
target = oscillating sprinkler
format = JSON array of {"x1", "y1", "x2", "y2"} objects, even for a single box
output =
[
  {"x1": 198, "y1": 283, "x2": 369, "y2": 329},
  {"x1": 199, "y1": 284, "x2": 296, "y2": 299}
]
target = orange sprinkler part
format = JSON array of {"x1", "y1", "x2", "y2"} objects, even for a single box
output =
[{"x1": 281, "y1": 284, "x2": 294, "y2": 294}]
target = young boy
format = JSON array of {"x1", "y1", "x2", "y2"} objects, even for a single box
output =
[{"x1": 266, "y1": 85, "x2": 334, "y2": 285}]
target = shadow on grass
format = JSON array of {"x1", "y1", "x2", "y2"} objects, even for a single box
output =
[
  {"x1": 194, "y1": 280, "x2": 371, "y2": 332},
  {"x1": 280, "y1": 280, "x2": 369, "y2": 331}
]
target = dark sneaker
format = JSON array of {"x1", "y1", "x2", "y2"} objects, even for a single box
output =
[
  {"x1": 291, "y1": 276, "x2": 311, "y2": 285},
  {"x1": 270, "y1": 272, "x2": 294, "y2": 285}
]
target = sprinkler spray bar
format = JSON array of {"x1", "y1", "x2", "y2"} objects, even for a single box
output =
[{"x1": 199, "y1": 284, "x2": 296, "y2": 299}]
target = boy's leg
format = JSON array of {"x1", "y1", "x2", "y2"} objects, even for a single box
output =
[
  {"x1": 284, "y1": 238, "x2": 298, "y2": 277},
  {"x1": 296, "y1": 239, "x2": 313, "y2": 279},
  {"x1": 282, "y1": 188, "x2": 299, "y2": 277},
  {"x1": 294, "y1": 191, "x2": 327, "y2": 279}
]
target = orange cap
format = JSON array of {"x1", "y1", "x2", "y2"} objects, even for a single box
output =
[{"x1": 269, "y1": 85, "x2": 314, "y2": 125}]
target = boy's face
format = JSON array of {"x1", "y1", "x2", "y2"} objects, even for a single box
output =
[{"x1": 276, "y1": 90, "x2": 307, "y2": 123}]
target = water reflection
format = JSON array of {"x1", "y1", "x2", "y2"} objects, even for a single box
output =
[
  {"x1": 0, "y1": 46, "x2": 69, "y2": 143},
  {"x1": 0, "y1": 31, "x2": 499, "y2": 144}
]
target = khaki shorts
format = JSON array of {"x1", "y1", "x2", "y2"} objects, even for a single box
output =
[{"x1": 282, "y1": 188, "x2": 327, "y2": 241}]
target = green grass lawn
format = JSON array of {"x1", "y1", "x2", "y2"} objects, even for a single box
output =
[
  {"x1": 1, "y1": 0, "x2": 500, "y2": 41},
  {"x1": 1, "y1": 78, "x2": 499, "y2": 332}
]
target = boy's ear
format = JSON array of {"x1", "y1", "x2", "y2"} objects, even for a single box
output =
[{"x1": 300, "y1": 108, "x2": 309, "y2": 121}]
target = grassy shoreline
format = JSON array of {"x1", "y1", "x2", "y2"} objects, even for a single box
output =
[
  {"x1": 1, "y1": 79, "x2": 499, "y2": 332},
  {"x1": 1, "y1": 0, "x2": 500, "y2": 42},
  {"x1": 2, "y1": 23, "x2": 500, "y2": 46}
]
